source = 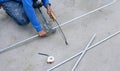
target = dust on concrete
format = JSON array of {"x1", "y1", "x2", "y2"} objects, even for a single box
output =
[{"x1": 24, "y1": 64, "x2": 34, "y2": 71}]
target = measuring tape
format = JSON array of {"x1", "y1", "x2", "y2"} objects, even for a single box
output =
[
  {"x1": 47, "y1": 56, "x2": 55, "y2": 64},
  {"x1": 38, "y1": 53, "x2": 55, "y2": 64}
]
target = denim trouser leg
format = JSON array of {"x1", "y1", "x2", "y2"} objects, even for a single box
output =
[{"x1": 2, "y1": 1, "x2": 30, "y2": 25}]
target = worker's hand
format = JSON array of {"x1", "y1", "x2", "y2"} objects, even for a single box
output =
[
  {"x1": 38, "y1": 29, "x2": 48, "y2": 37},
  {"x1": 46, "y1": 5, "x2": 56, "y2": 21},
  {"x1": 46, "y1": 5, "x2": 52, "y2": 15}
]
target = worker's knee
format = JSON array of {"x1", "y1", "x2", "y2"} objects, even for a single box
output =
[
  {"x1": 6, "y1": 11, "x2": 30, "y2": 26},
  {"x1": 1, "y1": 1, "x2": 30, "y2": 26},
  {"x1": 16, "y1": 18, "x2": 29, "y2": 26}
]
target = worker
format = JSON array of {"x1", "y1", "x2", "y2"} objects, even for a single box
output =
[{"x1": 0, "y1": 0, "x2": 55, "y2": 37}]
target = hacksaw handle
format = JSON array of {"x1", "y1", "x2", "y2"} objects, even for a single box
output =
[{"x1": 50, "y1": 12, "x2": 57, "y2": 21}]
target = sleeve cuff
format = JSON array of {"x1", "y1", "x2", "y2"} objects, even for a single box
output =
[
  {"x1": 35, "y1": 25, "x2": 43, "y2": 32},
  {"x1": 43, "y1": 3, "x2": 51, "y2": 7}
]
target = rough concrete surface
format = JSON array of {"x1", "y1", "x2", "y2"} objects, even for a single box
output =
[{"x1": 0, "y1": 0, "x2": 120, "y2": 71}]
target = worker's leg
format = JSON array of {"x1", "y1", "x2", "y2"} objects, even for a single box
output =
[
  {"x1": 33, "y1": 1, "x2": 56, "y2": 34},
  {"x1": 1, "y1": 1, "x2": 29, "y2": 25}
]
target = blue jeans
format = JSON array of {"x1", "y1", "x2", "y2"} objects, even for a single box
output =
[{"x1": 2, "y1": 1, "x2": 30, "y2": 25}]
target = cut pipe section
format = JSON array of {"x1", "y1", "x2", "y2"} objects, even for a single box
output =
[
  {"x1": 71, "y1": 34, "x2": 96, "y2": 71},
  {"x1": 47, "y1": 31, "x2": 120, "y2": 71}
]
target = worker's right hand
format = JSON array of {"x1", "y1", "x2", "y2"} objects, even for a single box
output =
[
  {"x1": 46, "y1": 5, "x2": 56, "y2": 20},
  {"x1": 38, "y1": 30, "x2": 48, "y2": 37}
]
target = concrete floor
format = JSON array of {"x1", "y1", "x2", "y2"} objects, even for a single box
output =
[{"x1": 0, "y1": 0, "x2": 120, "y2": 71}]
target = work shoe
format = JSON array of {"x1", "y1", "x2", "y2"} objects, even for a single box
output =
[{"x1": 44, "y1": 23, "x2": 56, "y2": 35}]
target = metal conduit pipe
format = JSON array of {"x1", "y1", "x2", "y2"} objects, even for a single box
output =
[
  {"x1": 71, "y1": 34, "x2": 96, "y2": 71},
  {"x1": 47, "y1": 31, "x2": 120, "y2": 71}
]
